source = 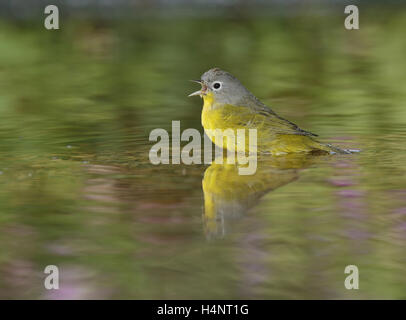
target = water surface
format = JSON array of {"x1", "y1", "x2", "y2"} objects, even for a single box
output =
[{"x1": 1, "y1": 10, "x2": 406, "y2": 299}]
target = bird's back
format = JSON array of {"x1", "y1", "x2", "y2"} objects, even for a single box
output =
[{"x1": 202, "y1": 94, "x2": 336, "y2": 155}]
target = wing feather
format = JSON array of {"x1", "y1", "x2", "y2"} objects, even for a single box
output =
[{"x1": 239, "y1": 94, "x2": 318, "y2": 137}]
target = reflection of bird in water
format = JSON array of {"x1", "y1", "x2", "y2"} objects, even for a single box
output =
[{"x1": 202, "y1": 154, "x2": 327, "y2": 239}]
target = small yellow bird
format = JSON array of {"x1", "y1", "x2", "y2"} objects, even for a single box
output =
[{"x1": 190, "y1": 68, "x2": 355, "y2": 155}]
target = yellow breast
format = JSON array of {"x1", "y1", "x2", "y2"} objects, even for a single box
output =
[
  {"x1": 201, "y1": 93, "x2": 330, "y2": 155},
  {"x1": 201, "y1": 94, "x2": 252, "y2": 153}
]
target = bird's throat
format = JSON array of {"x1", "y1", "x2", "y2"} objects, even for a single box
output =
[{"x1": 202, "y1": 92, "x2": 215, "y2": 111}]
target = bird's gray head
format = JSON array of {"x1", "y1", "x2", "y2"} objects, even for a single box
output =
[{"x1": 189, "y1": 68, "x2": 251, "y2": 105}]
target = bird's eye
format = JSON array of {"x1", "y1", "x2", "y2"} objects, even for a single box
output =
[{"x1": 213, "y1": 82, "x2": 221, "y2": 90}]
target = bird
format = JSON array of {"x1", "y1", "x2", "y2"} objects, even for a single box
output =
[{"x1": 189, "y1": 68, "x2": 356, "y2": 156}]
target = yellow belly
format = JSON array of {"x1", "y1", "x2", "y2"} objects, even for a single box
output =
[{"x1": 201, "y1": 96, "x2": 330, "y2": 155}]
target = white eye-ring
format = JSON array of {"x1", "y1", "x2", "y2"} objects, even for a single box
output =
[{"x1": 212, "y1": 81, "x2": 222, "y2": 90}]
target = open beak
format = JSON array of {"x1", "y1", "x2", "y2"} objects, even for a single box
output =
[{"x1": 188, "y1": 79, "x2": 207, "y2": 97}]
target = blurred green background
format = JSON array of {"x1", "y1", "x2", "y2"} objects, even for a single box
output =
[{"x1": 0, "y1": 1, "x2": 406, "y2": 299}]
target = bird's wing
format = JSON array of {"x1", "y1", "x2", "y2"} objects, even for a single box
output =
[{"x1": 240, "y1": 95, "x2": 318, "y2": 137}]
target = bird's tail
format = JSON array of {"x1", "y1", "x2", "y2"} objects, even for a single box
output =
[{"x1": 324, "y1": 143, "x2": 360, "y2": 155}]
